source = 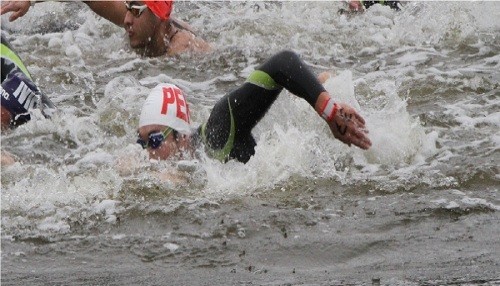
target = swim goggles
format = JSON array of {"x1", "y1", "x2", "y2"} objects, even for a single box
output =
[
  {"x1": 124, "y1": 2, "x2": 148, "y2": 18},
  {"x1": 137, "y1": 127, "x2": 173, "y2": 149}
]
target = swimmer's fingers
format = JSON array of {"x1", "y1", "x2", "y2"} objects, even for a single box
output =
[
  {"x1": 328, "y1": 103, "x2": 372, "y2": 150},
  {"x1": 338, "y1": 103, "x2": 367, "y2": 128},
  {"x1": 336, "y1": 120, "x2": 372, "y2": 150},
  {"x1": 349, "y1": 124, "x2": 372, "y2": 150},
  {"x1": 352, "y1": 109, "x2": 366, "y2": 126},
  {"x1": 0, "y1": 1, "x2": 31, "y2": 22}
]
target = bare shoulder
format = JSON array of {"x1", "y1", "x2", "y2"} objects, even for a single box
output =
[{"x1": 168, "y1": 30, "x2": 212, "y2": 56}]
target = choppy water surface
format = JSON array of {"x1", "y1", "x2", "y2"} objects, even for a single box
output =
[{"x1": 1, "y1": 2, "x2": 499, "y2": 285}]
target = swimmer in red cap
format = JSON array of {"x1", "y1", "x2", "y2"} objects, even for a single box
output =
[
  {"x1": 0, "y1": 1, "x2": 211, "y2": 57},
  {"x1": 121, "y1": 1, "x2": 211, "y2": 56}
]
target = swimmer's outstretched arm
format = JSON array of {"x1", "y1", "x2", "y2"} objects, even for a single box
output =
[{"x1": 257, "y1": 51, "x2": 371, "y2": 150}]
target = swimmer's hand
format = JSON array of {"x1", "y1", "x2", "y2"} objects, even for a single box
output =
[
  {"x1": 315, "y1": 92, "x2": 371, "y2": 150},
  {"x1": 328, "y1": 102, "x2": 371, "y2": 150},
  {"x1": 0, "y1": 1, "x2": 30, "y2": 22}
]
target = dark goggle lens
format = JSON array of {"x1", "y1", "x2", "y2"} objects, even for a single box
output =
[
  {"x1": 147, "y1": 133, "x2": 165, "y2": 149},
  {"x1": 137, "y1": 128, "x2": 172, "y2": 149}
]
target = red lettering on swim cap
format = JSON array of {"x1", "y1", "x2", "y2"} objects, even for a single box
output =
[
  {"x1": 144, "y1": 1, "x2": 173, "y2": 21},
  {"x1": 161, "y1": 86, "x2": 190, "y2": 123}
]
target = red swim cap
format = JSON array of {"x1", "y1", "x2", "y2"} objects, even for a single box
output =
[{"x1": 144, "y1": 1, "x2": 173, "y2": 21}]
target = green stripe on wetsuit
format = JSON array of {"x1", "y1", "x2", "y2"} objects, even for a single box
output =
[
  {"x1": 201, "y1": 98, "x2": 236, "y2": 161},
  {"x1": 0, "y1": 43, "x2": 32, "y2": 80},
  {"x1": 245, "y1": 70, "x2": 280, "y2": 90}
]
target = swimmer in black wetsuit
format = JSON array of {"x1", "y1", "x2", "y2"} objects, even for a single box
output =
[
  {"x1": 1, "y1": 34, "x2": 54, "y2": 131},
  {"x1": 137, "y1": 50, "x2": 372, "y2": 163}
]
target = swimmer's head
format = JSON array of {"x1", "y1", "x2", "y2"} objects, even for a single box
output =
[
  {"x1": 139, "y1": 83, "x2": 191, "y2": 134},
  {"x1": 138, "y1": 83, "x2": 191, "y2": 160}
]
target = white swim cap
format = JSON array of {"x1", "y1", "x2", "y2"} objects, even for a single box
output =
[{"x1": 139, "y1": 83, "x2": 191, "y2": 134}]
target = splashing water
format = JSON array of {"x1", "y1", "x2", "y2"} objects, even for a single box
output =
[{"x1": 1, "y1": 1, "x2": 499, "y2": 284}]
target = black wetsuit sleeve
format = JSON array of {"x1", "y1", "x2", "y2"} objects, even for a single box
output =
[
  {"x1": 199, "y1": 50, "x2": 325, "y2": 163},
  {"x1": 256, "y1": 50, "x2": 326, "y2": 107}
]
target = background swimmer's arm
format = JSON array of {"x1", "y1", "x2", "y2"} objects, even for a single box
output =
[
  {"x1": 0, "y1": 1, "x2": 126, "y2": 26},
  {"x1": 83, "y1": 1, "x2": 127, "y2": 27},
  {"x1": 0, "y1": 1, "x2": 30, "y2": 22}
]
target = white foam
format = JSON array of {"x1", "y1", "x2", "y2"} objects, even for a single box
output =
[
  {"x1": 462, "y1": 197, "x2": 500, "y2": 211},
  {"x1": 163, "y1": 243, "x2": 180, "y2": 252},
  {"x1": 1, "y1": 1, "x2": 498, "y2": 236}
]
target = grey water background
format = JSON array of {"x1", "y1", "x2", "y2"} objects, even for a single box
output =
[{"x1": 1, "y1": 1, "x2": 499, "y2": 285}]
